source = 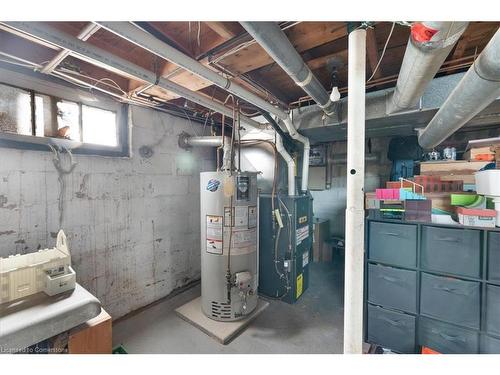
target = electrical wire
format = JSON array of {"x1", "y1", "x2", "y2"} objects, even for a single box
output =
[
  {"x1": 0, "y1": 57, "x2": 39, "y2": 69},
  {"x1": 197, "y1": 21, "x2": 201, "y2": 51},
  {"x1": 367, "y1": 22, "x2": 396, "y2": 83},
  {"x1": 48, "y1": 145, "x2": 77, "y2": 228},
  {"x1": 180, "y1": 108, "x2": 200, "y2": 137}
]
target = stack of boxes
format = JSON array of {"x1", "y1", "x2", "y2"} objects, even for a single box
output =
[{"x1": 414, "y1": 175, "x2": 463, "y2": 193}]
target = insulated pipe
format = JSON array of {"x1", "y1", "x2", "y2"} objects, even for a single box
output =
[
  {"x1": 344, "y1": 28, "x2": 366, "y2": 355},
  {"x1": 419, "y1": 27, "x2": 500, "y2": 149},
  {"x1": 283, "y1": 118, "x2": 310, "y2": 193},
  {"x1": 1, "y1": 22, "x2": 263, "y2": 132},
  {"x1": 241, "y1": 22, "x2": 336, "y2": 116},
  {"x1": 96, "y1": 21, "x2": 310, "y2": 193},
  {"x1": 259, "y1": 112, "x2": 297, "y2": 195},
  {"x1": 387, "y1": 21, "x2": 468, "y2": 113},
  {"x1": 275, "y1": 133, "x2": 296, "y2": 196}
]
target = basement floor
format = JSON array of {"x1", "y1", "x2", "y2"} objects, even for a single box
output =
[{"x1": 112, "y1": 256, "x2": 345, "y2": 354}]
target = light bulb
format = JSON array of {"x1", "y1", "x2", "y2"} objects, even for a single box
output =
[{"x1": 330, "y1": 86, "x2": 341, "y2": 102}]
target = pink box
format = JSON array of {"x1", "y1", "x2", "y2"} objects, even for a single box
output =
[{"x1": 375, "y1": 188, "x2": 400, "y2": 200}]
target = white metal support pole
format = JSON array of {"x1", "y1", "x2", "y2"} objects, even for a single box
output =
[{"x1": 344, "y1": 28, "x2": 366, "y2": 354}]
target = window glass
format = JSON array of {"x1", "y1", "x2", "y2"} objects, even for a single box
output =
[
  {"x1": 56, "y1": 100, "x2": 80, "y2": 141},
  {"x1": 0, "y1": 83, "x2": 32, "y2": 136},
  {"x1": 82, "y1": 105, "x2": 117, "y2": 146},
  {"x1": 34, "y1": 94, "x2": 53, "y2": 137}
]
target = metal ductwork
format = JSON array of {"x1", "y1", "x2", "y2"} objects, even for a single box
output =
[
  {"x1": 179, "y1": 135, "x2": 233, "y2": 171},
  {"x1": 240, "y1": 21, "x2": 336, "y2": 116},
  {"x1": 387, "y1": 21, "x2": 468, "y2": 114},
  {"x1": 0, "y1": 22, "x2": 264, "y2": 132},
  {"x1": 97, "y1": 21, "x2": 310, "y2": 194},
  {"x1": 419, "y1": 27, "x2": 500, "y2": 149}
]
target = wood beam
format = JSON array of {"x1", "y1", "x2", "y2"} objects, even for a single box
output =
[
  {"x1": 366, "y1": 27, "x2": 383, "y2": 79},
  {"x1": 204, "y1": 22, "x2": 237, "y2": 40}
]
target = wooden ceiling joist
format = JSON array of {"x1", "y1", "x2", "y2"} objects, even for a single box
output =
[
  {"x1": 1, "y1": 21, "x2": 498, "y2": 113},
  {"x1": 204, "y1": 22, "x2": 238, "y2": 40}
]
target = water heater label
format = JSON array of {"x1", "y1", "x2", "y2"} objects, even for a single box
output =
[
  {"x1": 225, "y1": 205, "x2": 252, "y2": 228},
  {"x1": 223, "y1": 207, "x2": 234, "y2": 227},
  {"x1": 223, "y1": 227, "x2": 257, "y2": 255},
  {"x1": 296, "y1": 226, "x2": 309, "y2": 245},
  {"x1": 206, "y1": 215, "x2": 223, "y2": 254},
  {"x1": 248, "y1": 206, "x2": 257, "y2": 229}
]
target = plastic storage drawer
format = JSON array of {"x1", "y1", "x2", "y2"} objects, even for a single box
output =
[
  {"x1": 488, "y1": 232, "x2": 500, "y2": 283},
  {"x1": 366, "y1": 304, "x2": 416, "y2": 353},
  {"x1": 420, "y1": 273, "x2": 480, "y2": 330},
  {"x1": 418, "y1": 317, "x2": 479, "y2": 354},
  {"x1": 486, "y1": 284, "x2": 500, "y2": 336},
  {"x1": 368, "y1": 263, "x2": 417, "y2": 313},
  {"x1": 480, "y1": 335, "x2": 500, "y2": 354},
  {"x1": 368, "y1": 221, "x2": 417, "y2": 268},
  {"x1": 421, "y1": 226, "x2": 481, "y2": 278}
]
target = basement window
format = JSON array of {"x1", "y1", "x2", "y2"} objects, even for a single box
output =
[
  {"x1": 82, "y1": 105, "x2": 118, "y2": 147},
  {"x1": 0, "y1": 82, "x2": 128, "y2": 157}
]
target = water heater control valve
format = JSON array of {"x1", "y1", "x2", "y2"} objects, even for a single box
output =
[{"x1": 235, "y1": 271, "x2": 253, "y2": 291}]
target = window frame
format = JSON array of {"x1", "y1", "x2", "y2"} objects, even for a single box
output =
[{"x1": 0, "y1": 66, "x2": 129, "y2": 158}]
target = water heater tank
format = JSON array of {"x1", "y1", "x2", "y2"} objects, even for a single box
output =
[{"x1": 200, "y1": 171, "x2": 259, "y2": 321}]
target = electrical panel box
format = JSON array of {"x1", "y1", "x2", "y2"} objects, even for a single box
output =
[{"x1": 258, "y1": 194, "x2": 313, "y2": 304}]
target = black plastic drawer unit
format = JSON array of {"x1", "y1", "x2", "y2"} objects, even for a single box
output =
[
  {"x1": 368, "y1": 221, "x2": 417, "y2": 268},
  {"x1": 368, "y1": 263, "x2": 417, "y2": 313},
  {"x1": 480, "y1": 335, "x2": 500, "y2": 354},
  {"x1": 418, "y1": 317, "x2": 479, "y2": 354},
  {"x1": 486, "y1": 284, "x2": 500, "y2": 336},
  {"x1": 421, "y1": 226, "x2": 481, "y2": 278},
  {"x1": 488, "y1": 232, "x2": 500, "y2": 283},
  {"x1": 367, "y1": 304, "x2": 416, "y2": 353},
  {"x1": 420, "y1": 273, "x2": 480, "y2": 330}
]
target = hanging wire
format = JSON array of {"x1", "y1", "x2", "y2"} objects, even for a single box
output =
[
  {"x1": 48, "y1": 145, "x2": 77, "y2": 228},
  {"x1": 367, "y1": 22, "x2": 396, "y2": 83}
]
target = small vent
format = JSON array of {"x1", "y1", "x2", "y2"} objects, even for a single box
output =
[{"x1": 211, "y1": 301, "x2": 232, "y2": 319}]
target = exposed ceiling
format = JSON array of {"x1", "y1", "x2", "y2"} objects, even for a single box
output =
[{"x1": 0, "y1": 21, "x2": 499, "y2": 121}]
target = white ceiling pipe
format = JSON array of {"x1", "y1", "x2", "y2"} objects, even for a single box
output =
[
  {"x1": 1, "y1": 22, "x2": 263, "y2": 132},
  {"x1": 183, "y1": 136, "x2": 232, "y2": 171},
  {"x1": 98, "y1": 21, "x2": 310, "y2": 194},
  {"x1": 344, "y1": 28, "x2": 366, "y2": 355},
  {"x1": 387, "y1": 21, "x2": 468, "y2": 113},
  {"x1": 241, "y1": 22, "x2": 336, "y2": 116},
  {"x1": 419, "y1": 27, "x2": 500, "y2": 149},
  {"x1": 275, "y1": 132, "x2": 296, "y2": 196},
  {"x1": 283, "y1": 118, "x2": 309, "y2": 194}
]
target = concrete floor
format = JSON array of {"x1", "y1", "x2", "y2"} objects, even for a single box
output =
[{"x1": 113, "y1": 257, "x2": 345, "y2": 353}]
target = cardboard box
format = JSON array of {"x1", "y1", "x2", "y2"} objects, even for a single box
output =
[
  {"x1": 321, "y1": 241, "x2": 332, "y2": 262},
  {"x1": 313, "y1": 219, "x2": 330, "y2": 262},
  {"x1": 463, "y1": 146, "x2": 495, "y2": 161},
  {"x1": 420, "y1": 160, "x2": 490, "y2": 184},
  {"x1": 68, "y1": 308, "x2": 112, "y2": 354},
  {"x1": 457, "y1": 207, "x2": 496, "y2": 228}
]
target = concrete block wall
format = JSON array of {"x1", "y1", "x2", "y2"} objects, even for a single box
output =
[
  {"x1": 310, "y1": 138, "x2": 392, "y2": 236},
  {"x1": 0, "y1": 105, "x2": 215, "y2": 318}
]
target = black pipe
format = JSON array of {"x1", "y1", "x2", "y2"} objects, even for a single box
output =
[{"x1": 260, "y1": 111, "x2": 297, "y2": 150}]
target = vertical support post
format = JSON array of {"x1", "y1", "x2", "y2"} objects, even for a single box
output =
[{"x1": 344, "y1": 28, "x2": 366, "y2": 354}]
